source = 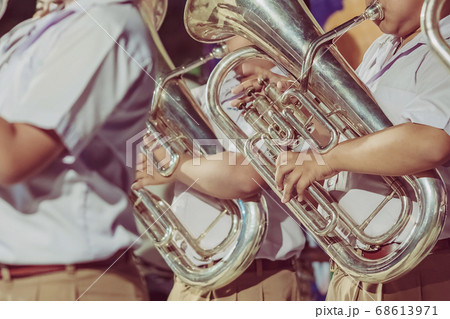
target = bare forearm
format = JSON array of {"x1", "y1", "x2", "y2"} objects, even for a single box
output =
[
  {"x1": 325, "y1": 123, "x2": 450, "y2": 176},
  {"x1": 175, "y1": 152, "x2": 266, "y2": 199},
  {"x1": 0, "y1": 118, "x2": 64, "y2": 185},
  {"x1": 0, "y1": 118, "x2": 19, "y2": 183}
]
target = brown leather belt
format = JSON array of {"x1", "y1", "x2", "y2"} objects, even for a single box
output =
[
  {"x1": 244, "y1": 258, "x2": 295, "y2": 273},
  {"x1": 0, "y1": 250, "x2": 131, "y2": 280},
  {"x1": 361, "y1": 237, "x2": 450, "y2": 260}
]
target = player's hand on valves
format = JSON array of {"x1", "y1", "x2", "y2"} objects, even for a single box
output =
[
  {"x1": 132, "y1": 135, "x2": 178, "y2": 189},
  {"x1": 275, "y1": 150, "x2": 338, "y2": 203},
  {"x1": 230, "y1": 63, "x2": 291, "y2": 107}
]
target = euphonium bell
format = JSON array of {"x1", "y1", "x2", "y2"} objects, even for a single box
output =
[
  {"x1": 130, "y1": 0, "x2": 267, "y2": 289},
  {"x1": 184, "y1": 0, "x2": 447, "y2": 283}
]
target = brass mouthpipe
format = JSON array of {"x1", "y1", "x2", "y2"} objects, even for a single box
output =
[{"x1": 299, "y1": 0, "x2": 384, "y2": 91}]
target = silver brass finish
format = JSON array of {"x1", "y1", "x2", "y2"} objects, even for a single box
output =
[
  {"x1": 299, "y1": 1, "x2": 384, "y2": 91},
  {"x1": 421, "y1": 0, "x2": 450, "y2": 70}
]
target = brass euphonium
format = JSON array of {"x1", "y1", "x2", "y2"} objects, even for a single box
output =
[
  {"x1": 421, "y1": 0, "x2": 450, "y2": 70},
  {"x1": 184, "y1": 0, "x2": 447, "y2": 283},
  {"x1": 130, "y1": 0, "x2": 267, "y2": 289}
]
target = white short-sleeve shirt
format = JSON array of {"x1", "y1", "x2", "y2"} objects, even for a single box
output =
[
  {"x1": 0, "y1": 0, "x2": 155, "y2": 264},
  {"x1": 326, "y1": 15, "x2": 450, "y2": 241}
]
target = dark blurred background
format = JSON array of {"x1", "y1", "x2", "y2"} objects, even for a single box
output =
[{"x1": 0, "y1": 0, "x2": 36, "y2": 36}]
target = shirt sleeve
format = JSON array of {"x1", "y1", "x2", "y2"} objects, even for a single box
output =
[
  {"x1": 8, "y1": 7, "x2": 153, "y2": 156},
  {"x1": 402, "y1": 50, "x2": 450, "y2": 135}
]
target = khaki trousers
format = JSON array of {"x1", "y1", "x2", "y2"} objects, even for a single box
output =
[
  {"x1": 168, "y1": 263, "x2": 303, "y2": 301},
  {"x1": 0, "y1": 254, "x2": 148, "y2": 301},
  {"x1": 326, "y1": 249, "x2": 450, "y2": 301}
]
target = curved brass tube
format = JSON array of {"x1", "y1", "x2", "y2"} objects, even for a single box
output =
[{"x1": 421, "y1": 0, "x2": 450, "y2": 70}]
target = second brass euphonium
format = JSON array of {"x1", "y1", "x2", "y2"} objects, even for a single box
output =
[
  {"x1": 0, "y1": 0, "x2": 8, "y2": 20},
  {"x1": 130, "y1": 0, "x2": 267, "y2": 289},
  {"x1": 184, "y1": 0, "x2": 447, "y2": 283}
]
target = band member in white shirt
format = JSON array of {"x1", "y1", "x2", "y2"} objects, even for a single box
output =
[{"x1": 0, "y1": 0, "x2": 155, "y2": 300}]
